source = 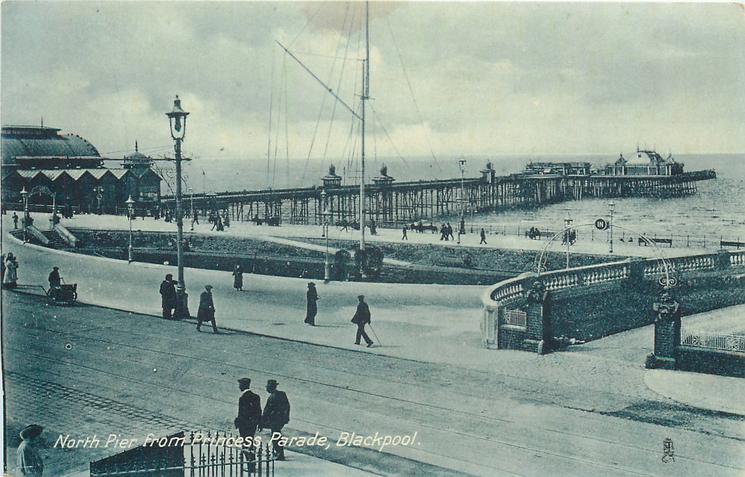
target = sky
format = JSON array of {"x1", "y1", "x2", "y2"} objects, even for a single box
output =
[{"x1": 2, "y1": 1, "x2": 744, "y2": 165}]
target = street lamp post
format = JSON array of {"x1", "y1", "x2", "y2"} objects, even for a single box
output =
[
  {"x1": 20, "y1": 186, "x2": 29, "y2": 243},
  {"x1": 608, "y1": 201, "x2": 615, "y2": 254},
  {"x1": 93, "y1": 186, "x2": 104, "y2": 214},
  {"x1": 321, "y1": 190, "x2": 331, "y2": 283},
  {"x1": 126, "y1": 195, "x2": 135, "y2": 263},
  {"x1": 166, "y1": 95, "x2": 191, "y2": 319},
  {"x1": 188, "y1": 187, "x2": 195, "y2": 231},
  {"x1": 564, "y1": 213, "x2": 573, "y2": 269},
  {"x1": 457, "y1": 159, "x2": 467, "y2": 245}
]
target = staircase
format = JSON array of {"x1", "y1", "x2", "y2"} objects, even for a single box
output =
[{"x1": 41, "y1": 230, "x2": 71, "y2": 249}]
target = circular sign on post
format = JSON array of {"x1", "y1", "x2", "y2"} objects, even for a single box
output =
[
  {"x1": 594, "y1": 218, "x2": 608, "y2": 230},
  {"x1": 659, "y1": 276, "x2": 678, "y2": 288}
]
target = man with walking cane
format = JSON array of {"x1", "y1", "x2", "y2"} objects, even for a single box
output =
[{"x1": 351, "y1": 295, "x2": 374, "y2": 348}]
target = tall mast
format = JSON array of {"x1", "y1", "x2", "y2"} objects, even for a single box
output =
[{"x1": 359, "y1": 0, "x2": 369, "y2": 250}]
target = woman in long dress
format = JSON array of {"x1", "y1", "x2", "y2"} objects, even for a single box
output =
[
  {"x1": 3, "y1": 253, "x2": 18, "y2": 289},
  {"x1": 232, "y1": 264, "x2": 243, "y2": 291},
  {"x1": 304, "y1": 282, "x2": 318, "y2": 326}
]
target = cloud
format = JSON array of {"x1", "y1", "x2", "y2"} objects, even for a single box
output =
[{"x1": 2, "y1": 1, "x2": 743, "y2": 162}]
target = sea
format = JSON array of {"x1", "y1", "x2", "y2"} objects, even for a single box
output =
[{"x1": 164, "y1": 153, "x2": 745, "y2": 241}]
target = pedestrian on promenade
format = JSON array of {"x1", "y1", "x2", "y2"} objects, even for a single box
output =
[
  {"x1": 480, "y1": 228, "x2": 487, "y2": 245},
  {"x1": 13, "y1": 212, "x2": 19, "y2": 230},
  {"x1": 159, "y1": 274, "x2": 177, "y2": 320},
  {"x1": 447, "y1": 223, "x2": 455, "y2": 240},
  {"x1": 232, "y1": 264, "x2": 244, "y2": 291},
  {"x1": 3, "y1": 253, "x2": 19, "y2": 289},
  {"x1": 48, "y1": 267, "x2": 61, "y2": 289},
  {"x1": 304, "y1": 282, "x2": 318, "y2": 326},
  {"x1": 1, "y1": 254, "x2": 6, "y2": 283},
  {"x1": 260, "y1": 379, "x2": 290, "y2": 461},
  {"x1": 197, "y1": 285, "x2": 218, "y2": 333},
  {"x1": 351, "y1": 295, "x2": 374, "y2": 347},
  {"x1": 440, "y1": 224, "x2": 447, "y2": 241},
  {"x1": 401, "y1": 226, "x2": 408, "y2": 240},
  {"x1": 235, "y1": 378, "x2": 262, "y2": 468},
  {"x1": 17, "y1": 424, "x2": 44, "y2": 477}
]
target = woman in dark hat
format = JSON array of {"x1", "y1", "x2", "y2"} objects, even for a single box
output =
[
  {"x1": 17, "y1": 424, "x2": 44, "y2": 476},
  {"x1": 232, "y1": 264, "x2": 243, "y2": 291},
  {"x1": 304, "y1": 282, "x2": 318, "y2": 326}
]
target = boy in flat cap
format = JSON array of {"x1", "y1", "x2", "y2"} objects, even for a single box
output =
[
  {"x1": 17, "y1": 424, "x2": 44, "y2": 476},
  {"x1": 197, "y1": 285, "x2": 218, "y2": 333},
  {"x1": 260, "y1": 380, "x2": 290, "y2": 460}
]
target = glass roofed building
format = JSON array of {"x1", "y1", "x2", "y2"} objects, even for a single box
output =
[{"x1": 2, "y1": 125, "x2": 161, "y2": 214}]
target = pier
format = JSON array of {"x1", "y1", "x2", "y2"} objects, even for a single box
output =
[{"x1": 172, "y1": 164, "x2": 716, "y2": 227}]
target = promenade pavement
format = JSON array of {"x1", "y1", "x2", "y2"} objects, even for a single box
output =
[
  {"x1": 38, "y1": 211, "x2": 708, "y2": 258},
  {"x1": 3, "y1": 213, "x2": 743, "y2": 417}
]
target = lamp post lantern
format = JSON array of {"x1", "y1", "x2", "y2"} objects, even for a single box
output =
[
  {"x1": 608, "y1": 201, "x2": 615, "y2": 254},
  {"x1": 457, "y1": 159, "x2": 467, "y2": 245},
  {"x1": 166, "y1": 95, "x2": 191, "y2": 319},
  {"x1": 93, "y1": 186, "x2": 104, "y2": 214},
  {"x1": 564, "y1": 213, "x2": 573, "y2": 269},
  {"x1": 126, "y1": 195, "x2": 135, "y2": 263},
  {"x1": 20, "y1": 186, "x2": 29, "y2": 243},
  {"x1": 321, "y1": 190, "x2": 332, "y2": 283}
]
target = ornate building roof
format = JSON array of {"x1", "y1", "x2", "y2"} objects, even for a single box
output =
[{"x1": 2, "y1": 125, "x2": 100, "y2": 166}]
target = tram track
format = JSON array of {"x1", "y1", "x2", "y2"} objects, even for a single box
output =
[{"x1": 5, "y1": 300, "x2": 744, "y2": 476}]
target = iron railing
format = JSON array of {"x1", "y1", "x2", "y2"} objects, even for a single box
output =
[
  {"x1": 90, "y1": 431, "x2": 275, "y2": 477},
  {"x1": 681, "y1": 333, "x2": 745, "y2": 353}
]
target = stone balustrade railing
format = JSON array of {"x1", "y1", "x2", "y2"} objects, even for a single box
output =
[{"x1": 481, "y1": 249, "x2": 745, "y2": 349}]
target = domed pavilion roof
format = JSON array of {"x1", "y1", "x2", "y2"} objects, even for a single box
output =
[{"x1": 2, "y1": 125, "x2": 99, "y2": 166}]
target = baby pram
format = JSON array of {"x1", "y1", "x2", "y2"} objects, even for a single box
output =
[{"x1": 46, "y1": 279, "x2": 78, "y2": 305}]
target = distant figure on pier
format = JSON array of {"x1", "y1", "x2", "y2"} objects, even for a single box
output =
[
  {"x1": 159, "y1": 274, "x2": 177, "y2": 320},
  {"x1": 197, "y1": 285, "x2": 218, "y2": 333},
  {"x1": 401, "y1": 226, "x2": 408, "y2": 240},
  {"x1": 305, "y1": 282, "x2": 318, "y2": 326},
  {"x1": 216, "y1": 216, "x2": 225, "y2": 232},
  {"x1": 440, "y1": 224, "x2": 448, "y2": 241},
  {"x1": 232, "y1": 264, "x2": 243, "y2": 291},
  {"x1": 369, "y1": 219, "x2": 377, "y2": 235},
  {"x1": 12, "y1": 212, "x2": 18, "y2": 230},
  {"x1": 447, "y1": 223, "x2": 455, "y2": 240},
  {"x1": 351, "y1": 295, "x2": 374, "y2": 347},
  {"x1": 223, "y1": 211, "x2": 230, "y2": 228},
  {"x1": 459, "y1": 218, "x2": 466, "y2": 235},
  {"x1": 339, "y1": 219, "x2": 349, "y2": 231},
  {"x1": 480, "y1": 228, "x2": 487, "y2": 245}
]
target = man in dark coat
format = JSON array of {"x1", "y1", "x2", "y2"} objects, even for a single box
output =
[
  {"x1": 197, "y1": 285, "x2": 218, "y2": 333},
  {"x1": 304, "y1": 283, "x2": 318, "y2": 326},
  {"x1": 13, "y1": 212, "x2": 19, "y2": 230},
  {"x1": 48, "y1": 267, "x2": 61, "y2": 289},
  {"x1": 159, "y1": 274, "x2": 177, "y2": 320},
  {"x1": 352, "y1": 295, "x2": 374, "y2": 347},
  {"x1": 480, "y1": 228, "x2": 487, "y2": 245},
  {"x1": 235, "y1": 378, "x2": 262, "y2": 467},
  {"x1": 260, "y1": 379, "x2": 290, "y2": 460}
]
